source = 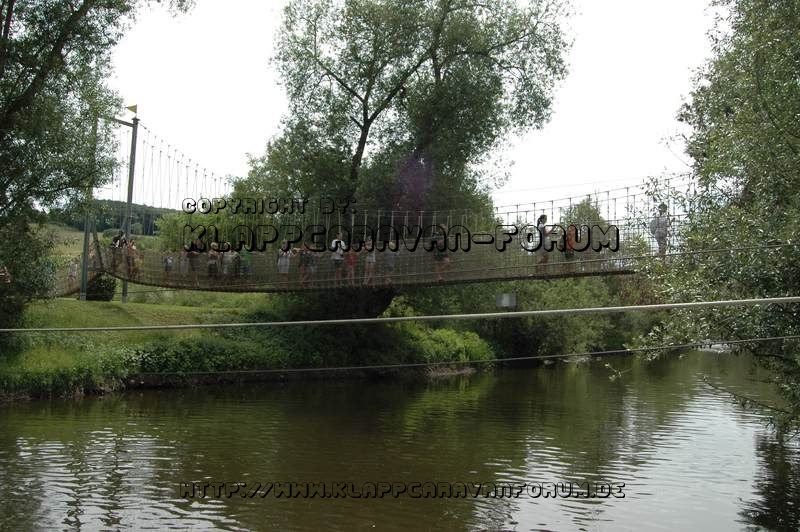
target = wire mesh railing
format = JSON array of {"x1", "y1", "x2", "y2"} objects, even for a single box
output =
[{"x1": 47, "y1": 211, "x2": 686, "y2": 295}]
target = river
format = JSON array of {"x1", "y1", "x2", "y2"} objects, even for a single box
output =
[{"x1": 0, "y1": 351, "x2": 798, "y2": 531}]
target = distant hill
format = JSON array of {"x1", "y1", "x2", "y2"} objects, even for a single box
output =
[{"x1": 48, "y1": 199, "x2": 180, "y2": 236}]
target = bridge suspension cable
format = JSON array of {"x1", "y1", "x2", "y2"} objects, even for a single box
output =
[
  {"x1": 94, "y1": 121, "x2": 230, "y2": 209},
  {"x1": 5, "y1": 295, "x2": 800, "y2": 333}
]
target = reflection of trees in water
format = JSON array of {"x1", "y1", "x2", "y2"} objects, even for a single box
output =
[
  {"x1": 385, "y1": 356, "x2": 708, "y2": 530},
  {"x1": 0, "y1": 395, "x2": 249, "y2": 530},
  {"x1": 741, "y1": 435, "x2": 800, "y2": 531},
  {"x1": 0, "y1": 399, "x2": 135, "y2": 529},
  {"x1": 2, "y1": 353, "x2": 799, "y2": 530}
]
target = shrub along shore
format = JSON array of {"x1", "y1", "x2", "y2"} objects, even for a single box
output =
[
  {"x1": 0, "y1": 268, "x2": 659, "y2": 400},
  {"x1": 0, "y1": 296, "x2": 495, "y2": 399}
]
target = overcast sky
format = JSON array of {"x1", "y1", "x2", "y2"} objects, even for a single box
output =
[{"x1": 109, "y1": 0, "x2": 715, "y2": 210}]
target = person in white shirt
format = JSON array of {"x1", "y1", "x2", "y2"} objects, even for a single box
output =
[{"x1": 330, "y1": 232, "x2": 346, "y2": 287}]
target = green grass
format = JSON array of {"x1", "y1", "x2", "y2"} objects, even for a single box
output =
[
  {"x1": 14, "y1": 297, "x2": 247, "y2": 363},
  {"x1": 42, "y1": 222, "x2": 162, "y2": 261},
  {"x1": 0, "y1": 298, "x2": 242, "y2": 397},
  {"x1": 0, "y1": 299, "x2": 209, "y2": 393},
  {"x1": 0, "y1": 223, "x2": 499, "y2": 398},
  {"x1": 24, "y1": 298, "x2": 225, "y2": 327},
  {"x1": 0, "y1": 296, "x2": 496, "y2": 398},
  {"x1": 43, "y1": 223, "x2": 86, "y2": 257}
]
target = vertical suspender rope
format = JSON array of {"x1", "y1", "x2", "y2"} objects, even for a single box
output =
[
  {"x1": 139, "y1": 129, "x2": 148, "y2": 207},
  {"x1": 166, "y1": 145, "x2": 172, "y2": 209},
  {"x1": 148, "y1": 134, "x2": 155, "y2": 209},
  {"x1": 180, "y1": 155, "x2": 186, "y2": 203},
  {"x1": 158, "y1": 140, "x2": 164, "y2": 209},
  {"x1": 186, "y1": 158, "x2": 192, "y2": 200}
]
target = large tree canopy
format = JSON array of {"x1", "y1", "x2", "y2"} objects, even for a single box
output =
[
  {"x1": 646, "y1": 0, "x2": 800, "y2": 429},
  {"x1": 0, "y1": 0, "x2": 191, "y2": 220},
  {"x1": 241, "y1": 0, "x2": 571, "y2": 213},
  {"x1": 0, "y1": 0, "x2": 190, "y2": 334}
]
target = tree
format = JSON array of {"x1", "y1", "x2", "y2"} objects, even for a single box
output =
[
  {"x1": 242, "y1": 0, "x2": 571, "y2": 213},
  {"x1": 559, "y1": 196, "x2": 616, "y2": 254},
  {"x1": 644, "y1": 0, "x2": 800, "y2": 430},
  {"x1": 230, "y1": 0, "x2": 572, "y2": 321},
  {"x1": 0, "y1": 0, "x2": 191, "y2": 339}
]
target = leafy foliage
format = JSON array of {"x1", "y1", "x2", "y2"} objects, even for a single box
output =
[
  {"x1": 85, "y1": 274, "x2": 117, "y2": 301},
  {"x1": 240, "y1": 0, "x2": 572, "y2": 213},
  {"x1": 400, "y1": 274, "x2": 656, "y2": 358},
  {"x1": 0, "y1": 0, "x2": 191, "y2": 331},
  {"x1": 643, "y1": 0, "x2": 800, "y2": 430}
]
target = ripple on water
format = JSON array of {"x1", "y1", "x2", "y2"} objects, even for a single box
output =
[{"x1": 0, "y1": 356, "x2": 797, "y2": 530}]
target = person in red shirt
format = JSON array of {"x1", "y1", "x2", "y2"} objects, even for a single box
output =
[
  {"x1": 345, "y1": 247, "x2": 358, "y2": 287},
  {"x1": 564, "y1": 225, "x2": 578, "y2": 272}
]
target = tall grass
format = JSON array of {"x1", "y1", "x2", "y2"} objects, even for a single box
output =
[{"x1": 1, "y1": 297, "x2": 496, "y2": 398}]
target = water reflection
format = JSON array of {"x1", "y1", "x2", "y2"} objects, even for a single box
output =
[
  {"x1": 742, "y1": 435, "x2": 800, "y2": 531},
  {"x1": 0, "y1": 352, "x2": 796, "y2": 530}
]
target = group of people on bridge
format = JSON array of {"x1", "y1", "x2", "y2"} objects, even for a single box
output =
[
  {"x1": 85, "y1": 207, "x2": 673, "y2": 291},
  {"x1": 109, "y1": 231, "x2": 144, "y2": 280},
  {"x1": 173, "y1": 227, "x2": 448, "y2": 289}
]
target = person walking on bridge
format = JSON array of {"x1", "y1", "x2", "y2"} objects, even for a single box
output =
[
  {"x1": 331, "y1": 232, "x2": 346, "y2": 287},
  {"x1": 536, "y1": 215, "x2": 554, "y2": 266},
  {"x1": 649, "y1": 203, "x2": 671, "y2": 261}
]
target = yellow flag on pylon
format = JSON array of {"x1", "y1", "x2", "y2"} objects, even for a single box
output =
[{"x1": 126, "y1": 104, "x2": 138, "y2": 114}]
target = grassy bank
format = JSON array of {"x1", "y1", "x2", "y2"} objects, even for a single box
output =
[{"x1": 0, "y1": 295, "x2": 494, "y2": 399}]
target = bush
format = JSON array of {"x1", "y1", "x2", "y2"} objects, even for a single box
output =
[
  {"x1": 86, "y1": 274, "x2": 117, "y2": 301},
  {"x1": 405, "y1": 326, "x2": 494, "y2": 363},
  {"x1": 134, "y1": 335, "x2": 288, "y2": 373},
  {"x1": 0, "y1": 290, "x2": 26, "y2": 355}
]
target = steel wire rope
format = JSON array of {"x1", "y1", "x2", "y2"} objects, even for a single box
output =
[
  {"x1": 125, "y1": 333, "x2": 800, "y2": 376},
  {"x1": 7, "y1": 295, "x2": 800, "y2": 333},
  {"x1": 139, "y1": 128, "x2": 149, "y2": 206},
  {"x1": 148, "y1": 135, "x2": 156, "y2": 209},
  {"x1": 0, "y1": 333, "x2": 797, "y2": 376},
  {"x1": 166, "y1": 145, "x2": 172, "y2": 209},
  {"x1": 493, "y1": 174, "x2": 694, "y2": 213},
  {"x1": 157, "y1": 139, "x2": 164, "y2": 209}
]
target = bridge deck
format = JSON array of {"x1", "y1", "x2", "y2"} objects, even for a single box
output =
[
  {"x1": 50, "y1": 244, "x2": 638, "y2": 296},
  {"x1": 48, "y1": 202, "x2": 685, "y2": 297}
]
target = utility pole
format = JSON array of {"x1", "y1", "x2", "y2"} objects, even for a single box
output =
[{"x1": 112, "y1": 105, "x2": 138, "y2": 303}]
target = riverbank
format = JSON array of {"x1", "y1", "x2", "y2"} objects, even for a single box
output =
[{"x1": 0, "y1": 297, "x2": 495, "y2": 399}]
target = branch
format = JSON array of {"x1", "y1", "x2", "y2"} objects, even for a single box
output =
[
  {"x1": 0, "y1": 0, "x2": 16, "y2": 80},
  {"x1": 297, "y1": 11, "x2": 364, "y2": 104},
  {"x1": 0, "y1": 0, "x2": 96, "y2": 136},
  {"x1": 1, "y1": 0, "x2": 12, "y2": 41},
  {"x1": 753, "y1": 50, "x2": 800, "y2": 154},
  {"x1": 310, "y1": 54, "x2": 365, "y2": 104},
  {"x1": 702, "y1": 376, "x2": 793, "y2": 415},
  {"x1": 368, "y1": 50, "x2": 431, "y2": 123},
  {"x1": 440, "y1": 18, "x2": 542, "y2": 71}
]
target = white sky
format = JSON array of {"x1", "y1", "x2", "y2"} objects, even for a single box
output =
[{"x1": 109, "y1": 0, "x2": 715, "y2": 211}]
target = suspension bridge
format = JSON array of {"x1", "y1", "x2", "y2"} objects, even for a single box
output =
[
  {"x1": 48, "y1": 116, "x2": 693, "y2": 297},
  {"x1": 51, "y1": 196, "x2": 687, "y2": 296}
]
